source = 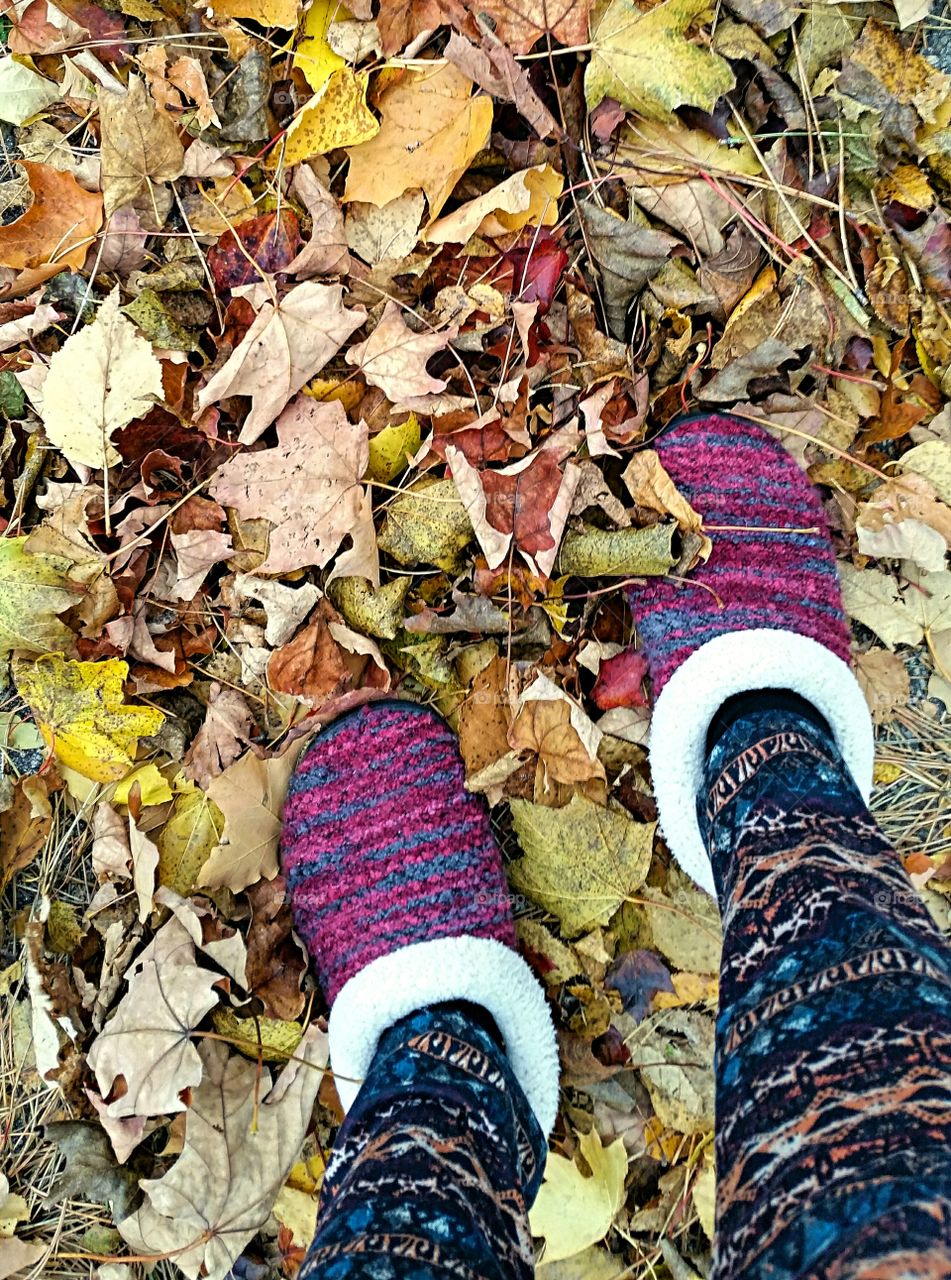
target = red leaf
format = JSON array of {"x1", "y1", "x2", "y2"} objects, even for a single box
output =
[
  {"x1": 592, "y1": 647, "x2": 649, "y2": 710},
  {"x1": 481, "y1": 449, "x2": 564, "y2": 558},
  {"x1": 503, "y1": 229, "x2": 568, "y2": 312},
  {"x1": 207, "y1": 211, "x2": 303, "y2": 290}
]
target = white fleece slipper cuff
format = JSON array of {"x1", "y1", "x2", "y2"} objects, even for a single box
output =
[
  {"x1": 328, "y1": 935, "x2": 560, "y2": 1136},
  {"x1": 649, "y1": 628, "x2": 875, "y2": 897}
]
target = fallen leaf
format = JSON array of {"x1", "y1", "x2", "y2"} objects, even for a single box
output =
[
  {"x1": 156, "y1": 778, "x2": 224, "y2": 898},
  {"x1": 586, "y1": 0, "x2": 735, "y2": 123},
  {"x1": 592, "y1": 648, "x2": 649, "y2": 710},
  {"x1": 285, "y1": 164, "x2": 349, "y2": 277},
  {"x1": 138, "y1": 46, "x2": 219, "y2": 129},
  {"x1": 839, "y1": 562, "x2": 950, "y2": 648},
  {"x1": 346, "y1": 301, "x2": 455, "y2": 402},
  {"x1": 197, "y1": 282, "x2": 365, "y2": 445},
  {"x1": 0, "y1": 159, "x2": 102, "y2": 272},
  {"x1": 578, "y1": 203, "x2": 679, "y2": 339},
  {"x1": 377, "y1": 476, "x2": 473, "y2": 569},
  {"x1": 210, "y1": 395, "x2": 369, "y2": 574},
  {"x1": 426, "y1": 164, "x2": 563, "y2": 243},
  {"x1": 606, "y1": 948, "x2": 674, "y2": 1021},
  {"x1": 39, "y1": 286, "x2": 164, "y2": 470},
  {"x1": 244, "y1": 875, "x2": 307, "y2": 1020},
  {"x1": 0, "y1": 536, "x2": 75, "y2": 658},
  {"x1": 529, "y1": 1128, "x2": 627, "y2": 1264},
  {"x1": 640, "y1": 875, "x2": 722, "y2": 974},
  {"x1": 345, "y1": 191, "x2": 426, "y2": 265},
  {"x1": 44, "y1": 1122, "x2": 141, "y2": 1217},
  {"x1": 99, "y1": 75, "x2": 185, "y2": 218},
  {"x1": 118, "y1": 1028, "x2": 328, "y2": 1280},
  {"x1": 293, "y1": 0, "x2": 345, "y2": 91},
  {"x1": 344, "y1": 61, "x2": 492, "y2": 219},
  {"x1": 91, "y1": 801, "x2": 131, "y2": 879},
  {"x1": 198, "y1": 744, "x2": 303, "y2": 893},
  {"x1": 87, "y1": 916, "x2": 221, "y2": 1118},
  {"x1": 509, "y1": 794, "x2": 654, "y2": 936},
  {"x1": 557, "y1": 524, "x2": 678, "y2": 577},
  {"x1": 183, "y1": 683, "x2": 254, "y2": 786},
  {"x1": 0, "y1": 55, "x2": 59, "y2": 123},
  {"x1": 854, "y1": 648, "x2": 910, "y2": 723},
  {"x1": 207, "y1": 210, "x2": 303, "y2": 290},
  {"x1": 0, "y1": 1238, "x2": 45, "y2": 1280},
  {"x1": 0, "y1": 777, "x2": 53, "y2": 897},
  {"x1": 13, "y1": 655, "x2": 165, "y2": 783},
  {"x1": 211, "y1": 0, "x2": 298, "y2": 26},
  {"x1": 365, "y1": 413, "x2": 421, "y2": 483},
  {"x1": 282, "y1": 69, "x2": 379, "y2": 163},
  {"x1": 510, "y1": 694, "x2": 604, "y2": 792},
  {"x1": 443, "y1": 31, "x2": 559, "y2": 138},
  {"x1": 901, "y1": 440, "x2": 951, "y2": 504},
  {"x1": 129, "y1": 820, "x2": 159, "y2": 924},
  {"x1": 233, "y1": 574, "x2": 322, "y2": 646},
  {"x1": 627, "y1": 1009, "x2": 714, "y2": 1134}
]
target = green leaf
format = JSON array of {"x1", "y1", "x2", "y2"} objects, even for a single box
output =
[
  {"x1": 0, "y1": 537, "x2": 75, "y2": 658},
  {"x1": 585, "y1": 0, "x2": 735, "y2": 122},
  {"x1": 0, "y1": 370, "x2": 25, "y2": 418}
]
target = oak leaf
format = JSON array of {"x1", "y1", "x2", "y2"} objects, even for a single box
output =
[
  {"x1": 118, "y1": 1029, "x2": 328, "y2": 1280},
  {"x1": 39, "y1": 286, "x2": 164, "y2": 470},
  {"x1": 346, "y1": 301, "x2": 456, "y2": 402},
  {"x1": 99, "y1": 75, "x2": 185, "y2": 217},
  {"x1": 197, "y1": 282, "x2": 365, "y2": 445},
  {"x1": 344, "y1": 61, "x2": 492, "y2": 219},
  {"x1": 0, "y1": 160, "x2": 102, "y2": 272},
  {"x1": 13, "y1": 655, "x2": 165, "y2": 783},
  {"x1": 209, "y1": 396, "x2": 370, "y2": 575}
]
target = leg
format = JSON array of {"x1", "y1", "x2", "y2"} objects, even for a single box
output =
[
  {"x1": 703, "y1": 696, "x2": 951, "y2": 1279},
  {"x1": 303, "y1": 1002, "x2": 545, "y2": 1279}
]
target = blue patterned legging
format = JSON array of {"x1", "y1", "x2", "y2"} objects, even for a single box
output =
[{"x1": 304, "y1": 704, "x2": 951, "y2": 1278}]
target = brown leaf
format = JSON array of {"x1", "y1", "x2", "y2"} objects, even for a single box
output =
[
  {"x1": 244, "y1": 875, "x2": 307, "y2": 1020},
  {"x1": 209, "y1": 396, "x2": 372, "y2": 575},
  {"x1": 458, "y1": 0, "x2": 589, "y2": 56},
  {"x1": 510, "y1": 696, "x2": 606, "y2": 787},
  {"x1": 183, "y1": 682, "x2": 255, "y2": 787},
  {"x1": 578, "y1": 202, "x2": 678, "y2": 339},
  {"x1": 458, "y1": 655, "x2": 513, "y2": 779},
  {"x1": 854, "y1": 648, "x2": 910, "y2": 724},
  {"x1": 197, "y1": 743, "x2": 305, "y2": 894},
  {"x1": 443, "y1": 31, "x2": 560, "y2": 138},
  {"x1": 118, "y1": 1029, "x2": 328, "y2": 1280},
  {"x1": 207, "y1": 210, "x2": 302, "y2": 290},
  {"x1": 267, "y1": 598, "x2": 355, "y2": 707},
  {"x1": 0, "y1": 160, "x2": 102, "y2": 272},
  {"x1": 197, "y1": 282, "x2": 365, "y2": 444},
  {"x1": 285, "y1": 164, "x2": 350, "y2": 278},
  {"x1": 98, "y1": 75, "x2": 185, "y2": 218},
  {"x1": 0, "y1": 776, "x2": 53, "y2": 897}
]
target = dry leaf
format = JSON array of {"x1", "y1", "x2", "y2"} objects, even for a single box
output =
[
  {"x1": 426, "y1": 164, "x2": 562, "y2": 243},
  {"x1": 87, "y1": 916, "x2": 220, "y2": 1119},
  {"x1": 854, "y1": 648, "x2": 910, "y2": 724},
  {"x1": 282, "y1": 68, "x2": 378, "y2": 163},
  {"x1": 344, "y1": 62, "x2": 492, "y2": 219},
  {"x1": 0, "y1": 536, "x2": 75, "y2": 658},
  {"x1": 627, "y1": 1009, "x2": 715, "y2": 1134},
  {"x1": 346, "y1": 300, "x2": 456, "y2": 402},
  {"x1": 345, "y1": 191, "x2": 426, "y2": 265},
  {"x1": 285, "y1": 164, "x2": 349, "y2": 278},
  {"x1": 197, "y1": 282, "x2": 365, "y2": 445},
  {"x1": 183, "y1": 683, "x2": 254, "y2": 787},
  {"x1": 99, "y1": 75, "x2": 185, "y2": 217},
  {"x1": 39, "y1": 287, "x2": 164, "y2": 470},
  {"x1": 0, "y1": 160, "x2": 102, "y2": 272},
  {"x1": 529, "y1": 1128, "x2": 627, "y2": 1263},
  {"x1": 129, "y1": 820, "x2": 159, "y2": 924},
  {"x1": 118, "y1": 1029, "x2": 328, "y2": 1280},
  {"x1": 198, "y1": 744, "x2": 304, "y2": 893},
  {"x1": 210, "y1": 396, "x2": 371, "y2": 576}
]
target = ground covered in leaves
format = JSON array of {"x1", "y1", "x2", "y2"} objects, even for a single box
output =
[{"x1": 2, "y1": 0, "x2": 951, "y2": 1274}]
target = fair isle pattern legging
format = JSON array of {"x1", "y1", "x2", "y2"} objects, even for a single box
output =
[{"x1": 304, "y1": 705, "x2": 951, "y2": 1278}]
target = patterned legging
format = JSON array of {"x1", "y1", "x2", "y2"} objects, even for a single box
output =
[{"x1": 304, "y1": 704, "x2": 951, "y2": 1278}]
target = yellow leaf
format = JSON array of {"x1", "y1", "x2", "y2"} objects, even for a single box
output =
[
  {"x1": 692, "y1": 1157, "x2": 716, "y2": 1239},
  {"x1": 529, "y1": 1128, "x2": 627, "y2": 1264},
  {"x1": 377, "y1": 476, "x2": 473, "y2": 570},
  {"x1": 113, "y1": 763, "x2": 173, "y2": 807},
  {"x1": 303, "y1": 376, "x2": 364, "y2": 413},
  {"x1": 509, "y1": 794, "x2": 654, "y2": 937},
  {"x1": 585, "y1": 0, "x2": 735, "y2": 123},
  {"x1": 425, "y1": 164, "x2": 562, "y2": 244},
  {"x1": 211, "y1": 1007, "x2": 303, "y2": 1063},
  {"x1": 365, "y1": 413, "x2": 421, "y2": 482},
  {"x1": 282, "y1": 68, "x2": 378, "y2": 164},
  {"x1": 272, "y1": 1186, "x2": 318, "y2": 1247},
  {"x1": 156, "y1": 777, "x2": 224, "y2": 898},
  {"x1": 209, "y1": 0, "x2": 298, "y2": 26},
  {"x1": 293, "y1": 0, "x2": 347, "y2": 91},
  {"x1": 345, "y1": 61, "x2": 492, "y2": 219},
  {"x1": 0, "y1": 536, "x2": 75, "y2": 659},
  {"x1": 12, "y1": 656, "x2": 164, "y2": 783}
]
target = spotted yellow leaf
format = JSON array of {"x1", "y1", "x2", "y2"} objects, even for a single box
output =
[
  {"x1": 13, "y1": 656, "x2": 165, "y2": 783},
  {"x1": 282, "y1": 69, "x2": 378, "y2": 165}
]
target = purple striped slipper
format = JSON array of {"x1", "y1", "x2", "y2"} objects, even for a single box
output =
[
  {"x1": 280, "y1": 699, "x2": 559, "y2": 1134},
  {"x1": 626, "y1": 413, "x2": 874, "y2": 895}
]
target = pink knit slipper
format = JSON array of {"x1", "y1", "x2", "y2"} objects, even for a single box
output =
[
  {"x1": 280, "y1": 699, "x2": 559, "y2": 1132},
  {"x1": 625, "y1": 413, "x2": 874, "y2": 894}
]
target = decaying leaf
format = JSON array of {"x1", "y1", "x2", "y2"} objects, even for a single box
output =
[
  {"x1": 627, "y1": 1009, "x2": 715, "y2": 1134},
  {"x1": 346, "y1": 301, "x2": 456, "y2": 402},
  {"x1": 119, "y1": 1029, "x2": 328, "y2": 1280},
  {"x1": 0, "y1": 536, "x2": 75, "y2": 658},
  {"x1": 99, "y1": 75, "x2": 185, "y2": 217}
]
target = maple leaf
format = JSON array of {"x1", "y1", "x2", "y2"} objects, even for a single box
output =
[
  {"x1": 282, "y1": 68, "x2": 379, "y2": 163},
  {"x1": 345, "y1": 300, "x2": 457, "y2": 402},
  {"x1": 98, "y1": 75, "x2": 185, "y2": 217},
  {"x1": 209, "y1": 395, "x2": 370, "y2": 575},
  {"x1": 183, "y1": 682, "x2": 254, "y2": 787},
  {"x1": 0, "y1": 159, "x2": 102, "y2": 273},
  {"x1": 13, "y1": 655, "x2": 165, "y2": 783},
  {"x1": 207, "y1": 210, "x2": 302, "y2": 290},
  {"x1": 606, "y1": 949, "x2": 675, "y2": 1021},
  {"x1": 344, "y1": 61, "x2": 493, "y2": 219},
  {"x1": 118, "y1": 1029, "x2": 328, "y2": 1280},
  {"x1": 197, "y1": 282, "x2": 365, "y2": 445},
  {"x1": 86, "y1": 916, "x2": 221, "y2": 1119},
  {"x1": 530, "y1": 1128, "x2": 628, "y2": 1263},
  {"x1": 37, "y1": 286, "x2": 164, "y2": 470},
  {"x1": 197, "y1": 744, "x2": 305, "y2": 894}
]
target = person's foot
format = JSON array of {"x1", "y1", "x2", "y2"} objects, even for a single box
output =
[
  {"x1": 625, "y1": 412, "x2": 874, "y2": 894},
  {"x1": 280, "y1": 698, "x2": 559, "y2": 1133}
]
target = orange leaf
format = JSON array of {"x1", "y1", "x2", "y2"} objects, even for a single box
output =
[{"x1": 0, "y1": 161, "x2": 103, "y2": 272}]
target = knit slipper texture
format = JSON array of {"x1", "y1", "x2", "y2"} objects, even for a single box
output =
[
  {"x1": 625, "y1": 413, "x2": 874, "y2": 896},
  {"x1": 281, "y1": 700, "x2": 516, "y2": 1005}
]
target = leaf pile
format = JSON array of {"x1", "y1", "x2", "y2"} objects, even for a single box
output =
[{"x1": 2, "y1": 0, "x2": 951, "y2": 1275}]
